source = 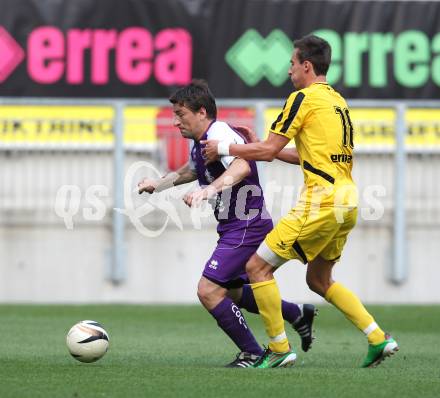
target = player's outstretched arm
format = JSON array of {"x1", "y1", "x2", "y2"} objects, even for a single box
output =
[
  {"x1": 138, "y1": 162, "x2": 197, "y2": 194},
  {"x1": 201, "y1": 133, "x2": 290, "y2": 163},
  {"x1": 183, "y1": 158, "x2": 250, "y2": 207},
  {"x1": 234, "y1": 125, "x2": 300, "y2": 165}
]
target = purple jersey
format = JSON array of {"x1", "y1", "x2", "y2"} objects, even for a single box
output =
[{"x1": 189, "y1": 121, "x2": 273, "y2": 246}]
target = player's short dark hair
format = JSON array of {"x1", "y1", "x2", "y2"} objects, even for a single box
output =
[
  {"x1": 169, "y1": 79, "x2": 217, "y2": 120},
  {"x1": 294, "y1": 35, "x2": 331, "y2": 76}
]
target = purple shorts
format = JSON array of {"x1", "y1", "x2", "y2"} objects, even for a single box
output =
[{"x1": 202, "y1": 243, "x2": 260, "y2": 289}]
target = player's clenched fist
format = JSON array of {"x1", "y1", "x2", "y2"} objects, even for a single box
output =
[
  {"x1": 183, "y1": 190, "x2": 204, "y2": 207},
  {"x1": 200, "y1": 139, "x2": 220, "y2": 164},
  {"x1": 183, "y1": 188, "x2": 216, "y2": 207},
  {"x1": 138, "y1": 178, "x2": 158, "y2": 194}
]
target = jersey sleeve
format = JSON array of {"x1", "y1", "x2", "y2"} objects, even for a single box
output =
[
  {"x1": 207, "y1": 123, "x2": 245, "y2": 169},
  {"x1": 269, "y1": 91, "x2": 308, "y2": 140}
]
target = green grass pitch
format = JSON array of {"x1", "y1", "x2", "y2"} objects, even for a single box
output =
[{"x1": 0, "y1": 304, "x2": 439, "y2": 398}]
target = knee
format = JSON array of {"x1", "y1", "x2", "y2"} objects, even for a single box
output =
[
  {"x1": 197, "y1": 278, "x2": 226, "y2": 309},
  {"x1": 245, "y1": 254, "x2": 273, "y2": 283},
  {"x1": 306, "y1": 274, "x2": 330, "y2": 297},
  {"x1": 197, "y1": 280, "x2": 212, "y2": 305},
  {"x1": 245, "y1": 256, "x2": 259, "y2": 278},
  {"x1": 245, "y1": 255, "x2": 265, "y2": 282}
]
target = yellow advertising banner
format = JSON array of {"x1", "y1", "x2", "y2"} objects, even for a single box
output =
[
  {"x1": 0, "y1": 105, "x2": 439, "y2": 149},
  {"x1": 0, "y1": 105, "x2": 159, "y2": 147}
]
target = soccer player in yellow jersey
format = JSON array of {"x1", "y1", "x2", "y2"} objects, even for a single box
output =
[{"x1": 202, "y1": 35, "x2": 399, "y2": 368}]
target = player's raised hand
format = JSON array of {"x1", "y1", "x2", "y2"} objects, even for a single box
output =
[
  {"x1": 138, "y1": 178, "x2": 158, "y2": 194},
  {"x1": 200, "y1": 139, "x2": 220, "y2": 164},
  {"x1": 234, "y1": 125, "x2": 259, "y2": 143}
]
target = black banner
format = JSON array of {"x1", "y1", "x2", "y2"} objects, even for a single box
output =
[{"x1": 0, "y1": 0, "x2": 439, "y2": 98}]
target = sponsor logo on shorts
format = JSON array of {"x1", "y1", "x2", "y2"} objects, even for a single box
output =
[
  {"x1": 276, "y1": 240, "x2": 287, "y2": 250},
  {"x1": 208, "y1": 259, "x2": 218, "y2": 270}
]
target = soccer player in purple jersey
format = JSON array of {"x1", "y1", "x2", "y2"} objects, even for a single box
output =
[{"x1": 138, "y1": 80, "x2": 316, "y2": 367}]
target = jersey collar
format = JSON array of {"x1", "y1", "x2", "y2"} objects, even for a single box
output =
[{"x1": 197, "y1": 119, "x2": 216, "y2": 142}]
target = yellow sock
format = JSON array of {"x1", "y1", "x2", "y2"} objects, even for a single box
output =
[
  {"x1": 251, "y1": 279, "x2": 289, "y2": 353},
  {"x1": 325, "y1": 282, "x2": 385, "y2": 345}
]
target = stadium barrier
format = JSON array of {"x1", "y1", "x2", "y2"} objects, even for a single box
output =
[{"x1": 0, "y1": 98, "x2": 439, "y2": 302}]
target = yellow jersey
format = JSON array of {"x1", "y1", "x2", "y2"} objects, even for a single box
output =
[{"x1": 270, "y1": 82, "x2": 357, "y2": 208}]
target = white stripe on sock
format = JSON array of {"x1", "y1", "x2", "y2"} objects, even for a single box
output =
[
  {"x1": 363, "y1": 322, "x2": 378, "y2": 336},
  {"x1": 270, "y1": 331, "x2": 287, "y2": 343}
]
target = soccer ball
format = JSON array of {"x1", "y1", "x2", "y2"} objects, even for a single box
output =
[{"x1": 66, "y1": 320, "x2": 109, "y2": 363}]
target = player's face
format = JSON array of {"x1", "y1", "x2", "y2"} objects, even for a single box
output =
[
  {"x1": 288, "y1": 49, "x2": 307, "y2": 90},
  {"x1": 172, "y1": 103, "x2": 205, "y2": 139}
]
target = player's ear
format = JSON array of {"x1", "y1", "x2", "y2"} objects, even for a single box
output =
[
  {"x1": 303, "y1": 60, "x2": 311, "y2": 73},
  {"x1": 304, "y1": 60, "x2": 315, "y2": 75},
  {"x1": 198, "y1": 107, "x2": 207, "y2": 120}
]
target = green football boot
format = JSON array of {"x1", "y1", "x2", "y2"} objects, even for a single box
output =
[
  {"x1": 362, "y1": 333, "x2": 399, "y2": 368},
  {"x1": 253, "y1": 347, "x2": 297, "y2": 369}
]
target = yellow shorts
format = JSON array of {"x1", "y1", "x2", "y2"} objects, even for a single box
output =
[{"x1": 264, "y1": 205, "x2": 357, "y2": 264}]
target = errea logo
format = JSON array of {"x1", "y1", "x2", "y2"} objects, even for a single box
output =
[
  {"x1": 0, "y1": 25, "x2": 192, "y2": 85},
  {"x1": 226, "y1": 29, "x2": 292, "y2": 87}
]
